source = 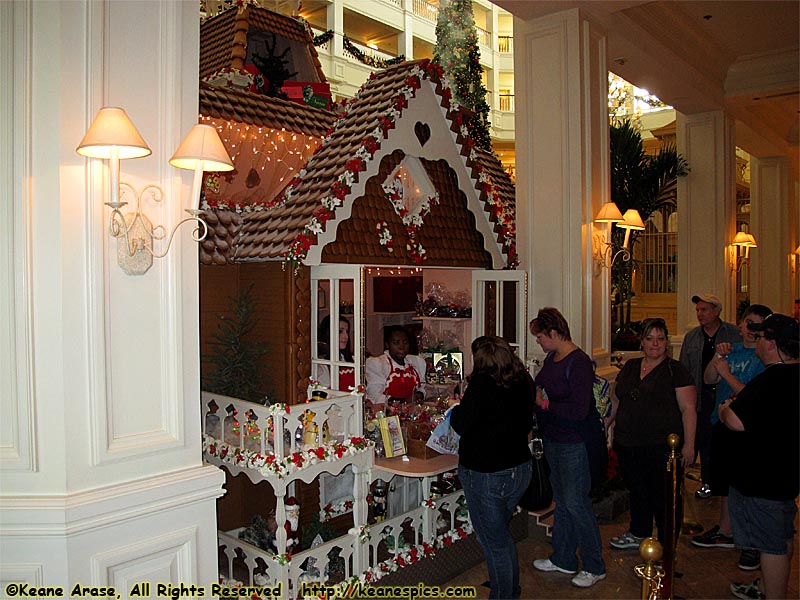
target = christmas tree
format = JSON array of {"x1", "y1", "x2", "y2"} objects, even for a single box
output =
[
  {"x1": 203, "y1": 284, "x2": 270, "y2": 403},
  {"x1": 434, "y1": 0, "x2": 492, "y2": 151}
]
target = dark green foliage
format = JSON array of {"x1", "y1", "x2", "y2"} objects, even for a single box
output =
[
  {"x1": 434, "y1": 0, "x2": 492, "y2": 151},
  {"x1": 610, "y1": 119, "x2": 689, "y2": 337},
  {"x1": 251, "y1": 33, "x2": 297, "y2": 99},
  {"x1": 299, "y1": 512, "x2": 336, "y2": 551},
  {"x1": 203, "y1": 284, "x2": 269, "y2": 402}
]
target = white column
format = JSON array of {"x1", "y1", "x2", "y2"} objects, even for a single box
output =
[
  {"x1": 750, "y1": 156, "x2": 793, "y2": 313},
  {"x1": 676, "y1": 110, "x2": 737, "y2": 331},
  {"x1": 1, "y1": 0, "x2": 224, "y2": 592},
  {"x1": 514, "y1": 9, "x2": 609, "y2": 360},
  {"x1": 328, "y1": 0, "x2": 344, "y2": 58},
  {"x1": 399, "y1": 0, "x2": 414, "y2": 60}
]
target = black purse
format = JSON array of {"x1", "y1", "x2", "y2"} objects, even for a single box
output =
[{"x1": 518, "y1": 415, "x2": 553, "y2": 512}]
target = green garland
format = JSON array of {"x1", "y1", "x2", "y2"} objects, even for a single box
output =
[
  {"x1": 312, "y1": 28, "x2": 405, "y2": 69},
  {"x1": 341, "y1": 35, "x2": 405, "y2": 68},
  {"x1": 313, "y1": 30, "x2": 334, "y2": 46}
]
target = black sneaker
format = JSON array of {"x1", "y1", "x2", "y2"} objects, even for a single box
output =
[
  {"x1": 738, "y1": 548, "x2": 761, "y2": 571},
  {"x1": 691, "y1": 525, "x2": 735, "y2": 548},
  {"x1": 730, "y1": 578, "x2": 765, "y2": 600},
  {"x1": 694, "y1": 483, "x2": 712, "y2": 499}
]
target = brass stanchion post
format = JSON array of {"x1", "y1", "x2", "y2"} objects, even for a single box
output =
[
  {"x1": 662, "y1": 433, "x2": 680, "y2": 600},
  {"x1": 635, "y1": 537, "x2": 664, "y2": 600}
]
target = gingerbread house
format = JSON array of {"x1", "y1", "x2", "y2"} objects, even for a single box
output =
[
  {"x1": 197, "y1": 8, "x2": 528, "y2": 592},
  {"x1": 199, "y1": 55, "x2": 526, "y2": 408}
]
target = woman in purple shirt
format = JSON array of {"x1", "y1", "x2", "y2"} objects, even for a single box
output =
[{"x1": 530, "y1": 308, "x2": 606, "y2": 589}]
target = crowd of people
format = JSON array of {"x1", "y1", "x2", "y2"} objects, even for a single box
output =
[{"x1": 317, "y1": 294, "x2": 798, "y2": 599}]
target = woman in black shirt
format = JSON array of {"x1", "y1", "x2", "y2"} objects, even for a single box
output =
[{"x1": 450, "y1": 336, "x2": 534, "y2": 599}]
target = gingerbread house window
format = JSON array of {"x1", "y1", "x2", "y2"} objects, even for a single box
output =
[{"x1": 385, "y1": 156, "x2": 437, "y2": 218}]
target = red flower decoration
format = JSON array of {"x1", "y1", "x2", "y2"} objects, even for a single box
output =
[
  {"x1": 332, "y1": 180, "x2": 350, "y2": 200},
  {"x1": 361, "y1": 136, "x2": 379, "y2": 155},
  {"x1": 345, "y1": 157, "x2": 366, "y2": 173},
  {"x1": 405, "y1": 76, "x2": 421, "y2": 90}
]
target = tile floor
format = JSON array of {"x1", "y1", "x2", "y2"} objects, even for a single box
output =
[{"x1": 445, "y1": 475, "x2": 800, "y2": 599}]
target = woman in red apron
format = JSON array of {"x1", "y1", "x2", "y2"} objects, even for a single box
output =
[{"x1": 365, "y1": 325, "x2": 427, "y2": 414}]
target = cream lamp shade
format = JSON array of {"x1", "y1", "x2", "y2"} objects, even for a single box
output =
[
  {"x1": 169, "y1": 124, "x2": 234, "y2": 172},
  {"x1": 732, "y1": 231, "x2": 751, "y2": 246},
  {"x1": 618, "y1": 209, "x2": 646, "y2": 230},
  {"x1": 594, "y1": 202, "x2": 624, "y2": 223},
  {"x1": 744, "y1": 233, "x2": 758, "y2": 247},
  {"x1": 76, "y1": 107, "x2": 152, "y2": 159}
]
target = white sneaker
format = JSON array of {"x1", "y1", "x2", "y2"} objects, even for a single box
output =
[
  {"x1": 571, "y1": 571, "x2": 607, "y2": 588},
  {"x1": 533, "y1": 558, "x2": 577, "y2": 574}
]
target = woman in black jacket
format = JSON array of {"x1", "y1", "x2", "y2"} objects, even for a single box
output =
[{"x1": 450, "y1": 335, "x2": 534, "y2": 599}]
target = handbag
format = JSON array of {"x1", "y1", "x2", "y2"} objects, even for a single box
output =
[
  {"x1": 426, "y1": 407, "x2": 460, "y2": 455},
  {"x1": 575, "y1": 405, "x2": 609, "y2": 493},
  {"x1": 518, "y1": 415, "x2": 553, "y2": 511}
]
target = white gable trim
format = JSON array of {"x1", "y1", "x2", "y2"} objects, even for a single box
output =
[{"x1": 302, "y1": 79, "x2": 506, "y2": 268}]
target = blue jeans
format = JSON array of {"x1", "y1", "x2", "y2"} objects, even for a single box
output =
[
  {"x1": 460, "y1": 461, "x2": 532, "y2": 599},
  {"x1": 545, "y1": 440, "x2": 606, "y2": 575}
]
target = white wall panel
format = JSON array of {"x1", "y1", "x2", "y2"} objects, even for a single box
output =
[
  {"x1": 93, "y1": 527, "x2": 196, "y2": 589},
  {"x1": 0, "y1": 0, "x2": 36, "y2": 472},
  {"x1": 0, "y1": 564, "x2": 44, "y2": 587},
  {"x1": 1, "y1": 0, "x2": 224, "y2": 589}
]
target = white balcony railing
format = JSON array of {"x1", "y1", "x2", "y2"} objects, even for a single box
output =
[
  {"x1": 476, "y1": 26, "x2": 490, "y2": 47},
  {"x1": 412, "y1": 0, "x2": 439, "y2": 22},
  {"x1": 498, "y1": 35, "x2": 513, "y2": 53},
  {"x1": 343, "y1": 37, "x2": 399, "y2": 62}
]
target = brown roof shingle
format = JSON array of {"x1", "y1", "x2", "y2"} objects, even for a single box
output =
[
  {"x1": 201, "y1": 59, "x2": 516, "y2": 267},
  {"x1": 199, "y1": 81, "x2": 335, "y2": 137},
  {"x1": 200, "y1": 5, "x2": 326, "y2": 83}
]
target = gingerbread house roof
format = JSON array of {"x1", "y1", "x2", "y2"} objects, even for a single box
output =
[
  {"x1": 202, "y1": 60, "x2": 516, "y2": 269},
  {"x1": 200, "y1": 5, "x2": 326, "y2": 83},
  {"x1": 199, "y1": 81, "x2": 334, "y2": 137}
]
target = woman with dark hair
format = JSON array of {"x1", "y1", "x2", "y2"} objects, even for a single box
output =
[
  {"x1": 365, "y1": 325, "x2": 426, "y2": 413},
  {"x1": 317, "y1": 315, "x2": 355, "y2": 390},
  {"x1": 606, "y1": 318, "x2": 696, "y2": 550},
  {"x1": 449, "y1": 335, "x2": 534, "y2": 599},
  {"x1": 530, "y1": 307, "x2": 607, "y2": 588}
]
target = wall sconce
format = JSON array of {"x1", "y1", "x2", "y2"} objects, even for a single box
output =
[
  {"x1": 790, "y1": 244, "x2": 800, "y2": 274},
  {"x1": 730, "y1": 231, "x2": 757, "y2": 273},
  {"x1": 592, "y1": 203, "x2": 646, "y2": 274},
  {"x1": 76, "y1": 107, "x2": 234, "y2": 275}
]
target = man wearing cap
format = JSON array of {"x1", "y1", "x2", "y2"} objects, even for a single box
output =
[
  {"x1": 680, "y1": 293, "x2": 741, "y2": 498},
  {"x1": 719, "y1": 314, "x2": 799, "y2": 600}
]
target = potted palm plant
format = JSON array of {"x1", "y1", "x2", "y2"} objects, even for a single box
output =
[{"x1": 610, "y1": 119, "x2": 689, "y2": 349}]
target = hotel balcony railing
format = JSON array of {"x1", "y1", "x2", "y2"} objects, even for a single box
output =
[
  {"x1": 499, "y1": 94, "x2": 514, "y2": 112},
  {"x1": 343, "y1": 38, "x2": 398, "y2": 63},
  {"x1": 476, "y1": 26, "x2": 489, "y2": 47},
  {"x1": 412, "y1": 0, "x2": 439, "y2": 21},
  {"x1": 498, "y1": 35, "x2": 513, "y2": 53}
]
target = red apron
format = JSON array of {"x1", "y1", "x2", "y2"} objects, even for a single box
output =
[
  {"x1": 338, "y1": 366, "x2": 355, "y2": 391},
  {"x1": 383, "y1": 356, "x2": 420, "y2": 402}
]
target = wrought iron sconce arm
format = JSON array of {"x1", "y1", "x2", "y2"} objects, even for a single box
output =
[{"x1": 77, "y1": 107, "x2": 233, "y2": 276}]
